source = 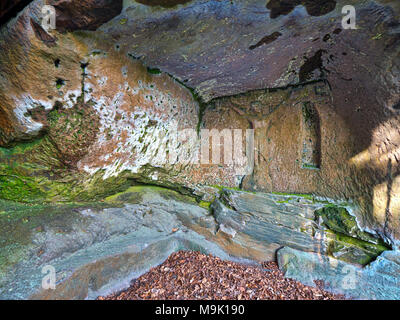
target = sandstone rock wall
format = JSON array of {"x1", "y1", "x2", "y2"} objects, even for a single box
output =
[{"x1": 0, "y1": 0, "x2": 400, "y2": 245}]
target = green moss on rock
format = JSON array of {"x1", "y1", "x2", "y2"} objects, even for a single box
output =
[
  {"x1": 0, "y1": 173, "x2": 45, "y2": 203},
  {"x1": 198, "y1": 200, "x2": 212, "y2": 209},
  {"x1": 316, "y1": 205, "x2": 391, "y2": 265},
  {"x1": 315, "y1": 205, "x2": 381, "y2": 244}
]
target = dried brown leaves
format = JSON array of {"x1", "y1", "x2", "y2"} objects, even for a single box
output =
[{"x1": 99, "y1": 251, "x2": 345, "y2": 300}]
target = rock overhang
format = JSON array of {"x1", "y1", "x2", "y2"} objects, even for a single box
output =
[
  {"x1": 97, "y1": 0, "x2": 399, "y2": 100},
  {"x1": 0, "y1": 0, "x2": 400, "y2": 299}
]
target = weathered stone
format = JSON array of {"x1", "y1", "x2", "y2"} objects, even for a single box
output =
[
  {"x1": 0, "y1": 187, "x2": 247, "y2": 299},
  {"x1": 0, "y1": 185, "x2": 394, "y2": 299},
  {"x1": 0, "y1": 0, "x2": 30, "y2": 25},
  {"x1": 0, "y1": 1, "x2": 84, "y2": 146},
  {"x1": 99, "y1": 0, "x2": 399, "y2": 101},
  {"x1": 1, "y1": 1, "x2": 400, "y2": 248},
  {"x1": 315, "y1": 206, "x2": 380, "y2": 244},
  {"x1": 277, "y1": 246, "x2": 400, "y2": 300},
  {"x1": 214, "y1": 189, "x2": 390, "y2": 265},
  {"x1": 0, "y1": 0, "x2": 400, "y2": 298},
  {"x1": 96, "y1": 0, "x2": 400, "y2": 242},
  {"x1": 266, "y1": 0, "x2": 337, "y2": 19},
  {"x1": 49, "y1": 0, "x2": 123, "y2": 33}
]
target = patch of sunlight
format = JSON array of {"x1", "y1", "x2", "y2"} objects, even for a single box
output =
[{"x1": 373, "y1": 175, "x2": 400, "y2": 226}]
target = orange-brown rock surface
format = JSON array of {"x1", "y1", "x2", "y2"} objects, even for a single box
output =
[{"x1": 0, "y1": 0, "x2": 400, "y2": 246}]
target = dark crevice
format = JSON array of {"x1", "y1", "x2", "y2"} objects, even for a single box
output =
[
  {"x1": 392, "y1": 101, "x2": 400, "y2": 110},
  {"x1": 128, "y1": 52, "x2": 329, "y2": 105},
  {"x1": 323, "y1": 34, "x2": 331, "y2": 42},
  {"x1": 0, "y1": 0, "x2": 33, "y2": 27},
  {"x1": 299, "y1": 49, "x2": 327, "y2": 83},
  {"x1": 301, "y1": 102, "x2": 321, "y2": 170},
  {"x1": 135, "y1": 0, "x2": 192, "y2": 8},
  {"x1": 147, "y1": 67, "x2": 162, "y2": 74},
  {"x1": 266, "y1": 0, "x2": 336, "y2": 19},
  {"x1": 163, "y1": 72, "x2": 206, "y2": 135},
  {"x1": 56, "y1": 78, "x2": 65, "y2": 89},
  {"x1": 249, "y1": 32, "x2": 282, "y2": 50},
  {"x1": 384, "y1": 159, "x2": 393, "y2": 239},
  {"x1": 51, "y1": 0, "x2": 123, "y2": 33},
  {"x1": 128, "y1": 53, "x2": 142, "y2": 61},
  {"x1": 79, "y1": 62, "x2": 89, "y2": 102},
  {"x1": 209, "y1": 79, "x2": 329, "y2": 103},
  {"x1": 333, "y1": 28, "x2": 342, "y2": 34},
  {"x1": 30, "y1": 19, "x2": 57, "y2": 47},
  {"x1": 126, "y1": 177, "x2": 199, "y2": 201}
]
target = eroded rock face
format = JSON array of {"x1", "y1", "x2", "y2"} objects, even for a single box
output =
[
  {"x1": 0, "y1": 0, "x2": 400, "y2": 247},
  {"x1": 49, "y1": 0, "x2": 123, "y2": 33},
  {"x1": 0, "y1": 186, "x2": 390, "y2": 299},
  {"x1": 215, "y1": 189, "x2": 389, "y2": 266},
  {"x1": 0, "y1": 187, "x2": 234, "y2": 299},
  {"x1": 266, "y1": 0, "x2": 337, "y2": 18},
  {"x1": 278, "y1": 246, "x2": 400, "y2": 299},
  {"x1": 0, "y1": 2, "x2": 84, "y2": 146}
]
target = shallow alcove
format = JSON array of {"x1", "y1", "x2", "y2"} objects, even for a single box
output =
[{"x1": 0, "y1": 0, "x2": 399, "y2": 301}]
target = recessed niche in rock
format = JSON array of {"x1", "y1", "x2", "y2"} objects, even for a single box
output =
[
  {"x1": 0, "y1": 0, "x2": 399, "y2": 301},
  {"x1": 300, "y1": 102, "x2": 321, "y2": 170}
]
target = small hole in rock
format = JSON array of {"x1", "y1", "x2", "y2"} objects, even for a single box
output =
[
  {"x1": 323, "y1": 34, "x2": 331, "y2": 42},
  {"x1": 56, "y1": 78, "x2": 65, "y2": 89},
  {"x1": 81, "y1": 62, "x2": 89, "y2": 74},
  {"x1": 54, "y1": 59, "x2": 60, "y2": 68},
  {"x1": 393, "y1": 101, "x2": 400, "y2": 110}
]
